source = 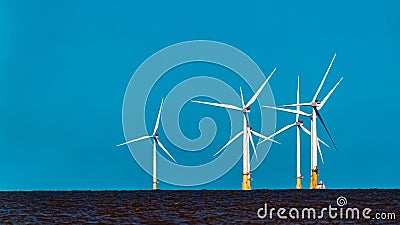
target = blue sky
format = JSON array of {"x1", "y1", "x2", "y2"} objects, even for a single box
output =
[{"x1": 0, "y1": 1, "x2": 399, "y2": 190}]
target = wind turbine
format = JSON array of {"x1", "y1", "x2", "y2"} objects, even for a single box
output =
[
  {"x1": 192, "y1": 68, "x2": 279, "y2": 190},
  {"x1": 264, "y1": 54, "x2": 343, "y2": 189},
  {"x1": 117, "y1": 99, "x2": 176, "y2": 190},
  {"x1": 261, "y1": 76, "x2": 329, "y2": 189}
]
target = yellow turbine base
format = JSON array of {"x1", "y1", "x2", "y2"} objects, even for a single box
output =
[
  {"x1": 152, "y1": 182, "x2": 157, "y2": 190},
  {"x1": 296, "y1": 177, "x2": 302, "y2": 189},
  {"x1": 310, "y1": 170, "x2": 318, "y2": 189},
  {"x1": 242, "y1": 174, "x2": 251, "y2": 190}
]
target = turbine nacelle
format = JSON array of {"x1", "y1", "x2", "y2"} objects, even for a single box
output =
[
  {"x1": 153, "y1": 134, "x2": 159, "y2": 138},
  {"x1": 311, "y1": 100, "x2": 321, "y2": 107},
  {"x1": 242, "y1": 106, "x2": 251, "y2": 112},
  {"x1": 296, "y1": 120, "x2": 304, "y2": 126}
]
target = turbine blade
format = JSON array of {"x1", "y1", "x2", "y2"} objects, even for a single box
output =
[
  {"x1": 116, "y1": 135, "x2": 152, "y2": 146},
  {"x1": 191, "y1": 100, "x2": 242, "y2": 111},
  {"x1": 251, "y1": 130, "x2": 280, "y2": 144},
  {"x1": 313, "y1": 53, "x2": 336, "y2": 101},
  {"x1": 269, "y1": 123, "x2": 296, "y2": 140},
  {"x1": 214, "y1": 131, "x2": 244, "y2": 156},
  {"x1": 317, "y1": 141, "x2": 325, "y2": 164},
  {"x1": 263, "y1": 105, "x2": 310, "y2": 117},
  {"x1": 299, "y1": 125, "x2": 330, "y2": 148},
  {"x1": 247, "y1": 128, "x2": 258, "y2": 161},
  {"x1": 314, "y1": 108, "x2": 338, "y2": 150},
  {"x1": 281, "y1": 103, "x2": 312, "y2": 107},
  {"x1": 245, "y1": 68, "x2": 276, "y2": 108},
  {"x1": 258, "y1": 123, "x2": 295, "y2": 145},
  {"x1": 153, "y1": 99, "x2": 164, "y2": 135},
  {"x1": 252, "y1": 130, "x2": 275, "y2": 158},
  {"x1": 318, "y1": 137, "x2": 330, "y2": 148},
  {"x1": 239, "y1": 87, "x2": 245, "y2": 108},
  {"x1": 319, "y1": 77, "x2": 343, "y2": 109},
  {"x1": 299, "y1": 124, "x2": 311, "y2": 136},
  {"x1": 156, "y1": 140, "x2": 176, "y2": 163},
  {"x1": 296, "y1": 76, "x2": 300, "y2": 122}
]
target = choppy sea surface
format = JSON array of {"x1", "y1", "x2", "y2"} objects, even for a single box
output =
[{"x1": 0, "y1": 189, "x2": 399, "y2": 224}]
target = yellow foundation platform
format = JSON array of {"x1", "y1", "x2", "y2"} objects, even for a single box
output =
[
  {"x1": 152, "y1": 182, "x2": 157, "y2": 190},
  {"x1": 296, "y1": 176, "x2": 302, "y2": 189},
  {"x1": 310, "y1": 170, "x2": 318, "y2": 189},
  {"x1": 242, "y1": 173, "x2": 251, "y2": 190}
]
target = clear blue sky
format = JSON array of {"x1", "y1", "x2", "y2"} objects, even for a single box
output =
[{"x1": 0, "y1": 1, "x2": 399, "y2": 190}]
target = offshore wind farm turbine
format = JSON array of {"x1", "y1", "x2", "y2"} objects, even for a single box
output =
[
  {"x1": 191, "y1": 68, "x2": 279, "y2": 190},
  {"x1": 264, "y1": 54, "x2": 343, "y2": 189},
  {"x1": 117, "y1": 99, "x2": 176, "y2": 190},
  {"x1": 261, "y1": 76, "x2": 329, "y2": 189}
]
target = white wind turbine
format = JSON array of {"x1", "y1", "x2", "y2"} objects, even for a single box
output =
[
  {"x1": 117, "y1": 99, "x2": 176, "y2": 190},
  {"x1": 192, "y1": 68, "x2": 279, "y2": 190},
  {"x1": 261, "y1": 76, "x2": 329, "y2": 189},
  {"x1": 264, "y1": 54, "x2": 343, "y2": 189}
]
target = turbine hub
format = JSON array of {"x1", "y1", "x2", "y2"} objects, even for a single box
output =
[
  {"x1": 243, "y1": 106, "x2": 250, "y2": 112},
  {"x1": 153, "y1": 134, "x2": 159, "y2": 138},
  {"x1": 296, "y1": 120, "x2": 304, "y2": 125},
  {"x1": 311, "y1": 101, "x2": 319, "y2": 107}
]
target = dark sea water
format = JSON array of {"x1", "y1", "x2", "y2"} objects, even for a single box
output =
[{"x1": 0, "y1": 189, "x2": 399, "y2": 224}]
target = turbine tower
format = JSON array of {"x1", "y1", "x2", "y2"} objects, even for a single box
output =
[
  {"x1": 192, "y1": 68, "x2": 278, "y2": 190},
  {"x1": 262, "y1": 76, "x2": 329, "y2": 189},
  {"x1": 264, "y1": 54, "x2": 342, "y2": 189},
  {"x1": 117, "y1": 99, "x2": 176, "y2": 190}
]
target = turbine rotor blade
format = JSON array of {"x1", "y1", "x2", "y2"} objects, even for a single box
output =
[
  {"x1": 317, "y1": 141, "x2": 325, "y2": 164},
  {"x1": 299, "y1": 124, "x2": 330, "y2": 148},
  {"x1": 239, "y1": 87, "x2": 245, "y2": 108},
  {"x1": 317, "y1": 137, "x2": 330, "y2": 148},
  {"x1": 116, "y1": 135, "x2": 152, "y2": 146},
  {"x1": 281, "y1": 103, "x2": 312, "y2": 107},
  {"x1": 258, "y1": 123, "x2": 295, "y2": 145},
  {"x1": 191, "y1": 100, "x2": 242, "y2": 111},
  {"x1": 251, "y1": 130, "x2": 277, "y2": 157},
  {"x1": 153, "y1": 99, "x2": 164, "y2": 135},
  {"x1": 313, "y1": 108, "x2": 338, "y2": 150},
  {"x1": 299, "y1": 124, "x2": 311, "y2": 136},
  {"x1": 214, "y1": 131, "x2": 244, "y2": 156},
  {"x1": 245, "y1": 68, "x2": 276, "y2": 108},
  {"x1": 263, "y1": 105, "x2": 310, "y2": 117},
  {"x1": 156, "y1": 140, "x2": 177, "y2": 163},
  {"x1": 319, "y1": 77, "x2": 343, "y2": 109},
  {"x1": 296, "y1": 76, "x2": 300, "y2": 122},
  {"x1": 313, "y1": 53, "x2": 336, "y2": 101},
  {"x1": 247, "y1": 128, "x2": 258, "y2": 161},
  {"x1": 269, "y1": 123, "x2": 296, "y2": 140},
  {"x1": 251, "y1": 130, "x2": 280, "y2": 144}
]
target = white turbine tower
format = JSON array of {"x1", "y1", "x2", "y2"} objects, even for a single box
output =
[
  {"x1": 264, "y1": 54, "x2": 343, "y2": 189},
  {"x1": 117, "y1": 99, "x2": 176, "y2": 190},
  {"x1": 192, "y1": 68, "x2": 279, "y2": 190},
  {"x1": 261, "y1": 76, "x2": 329, "y2": 189}
]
